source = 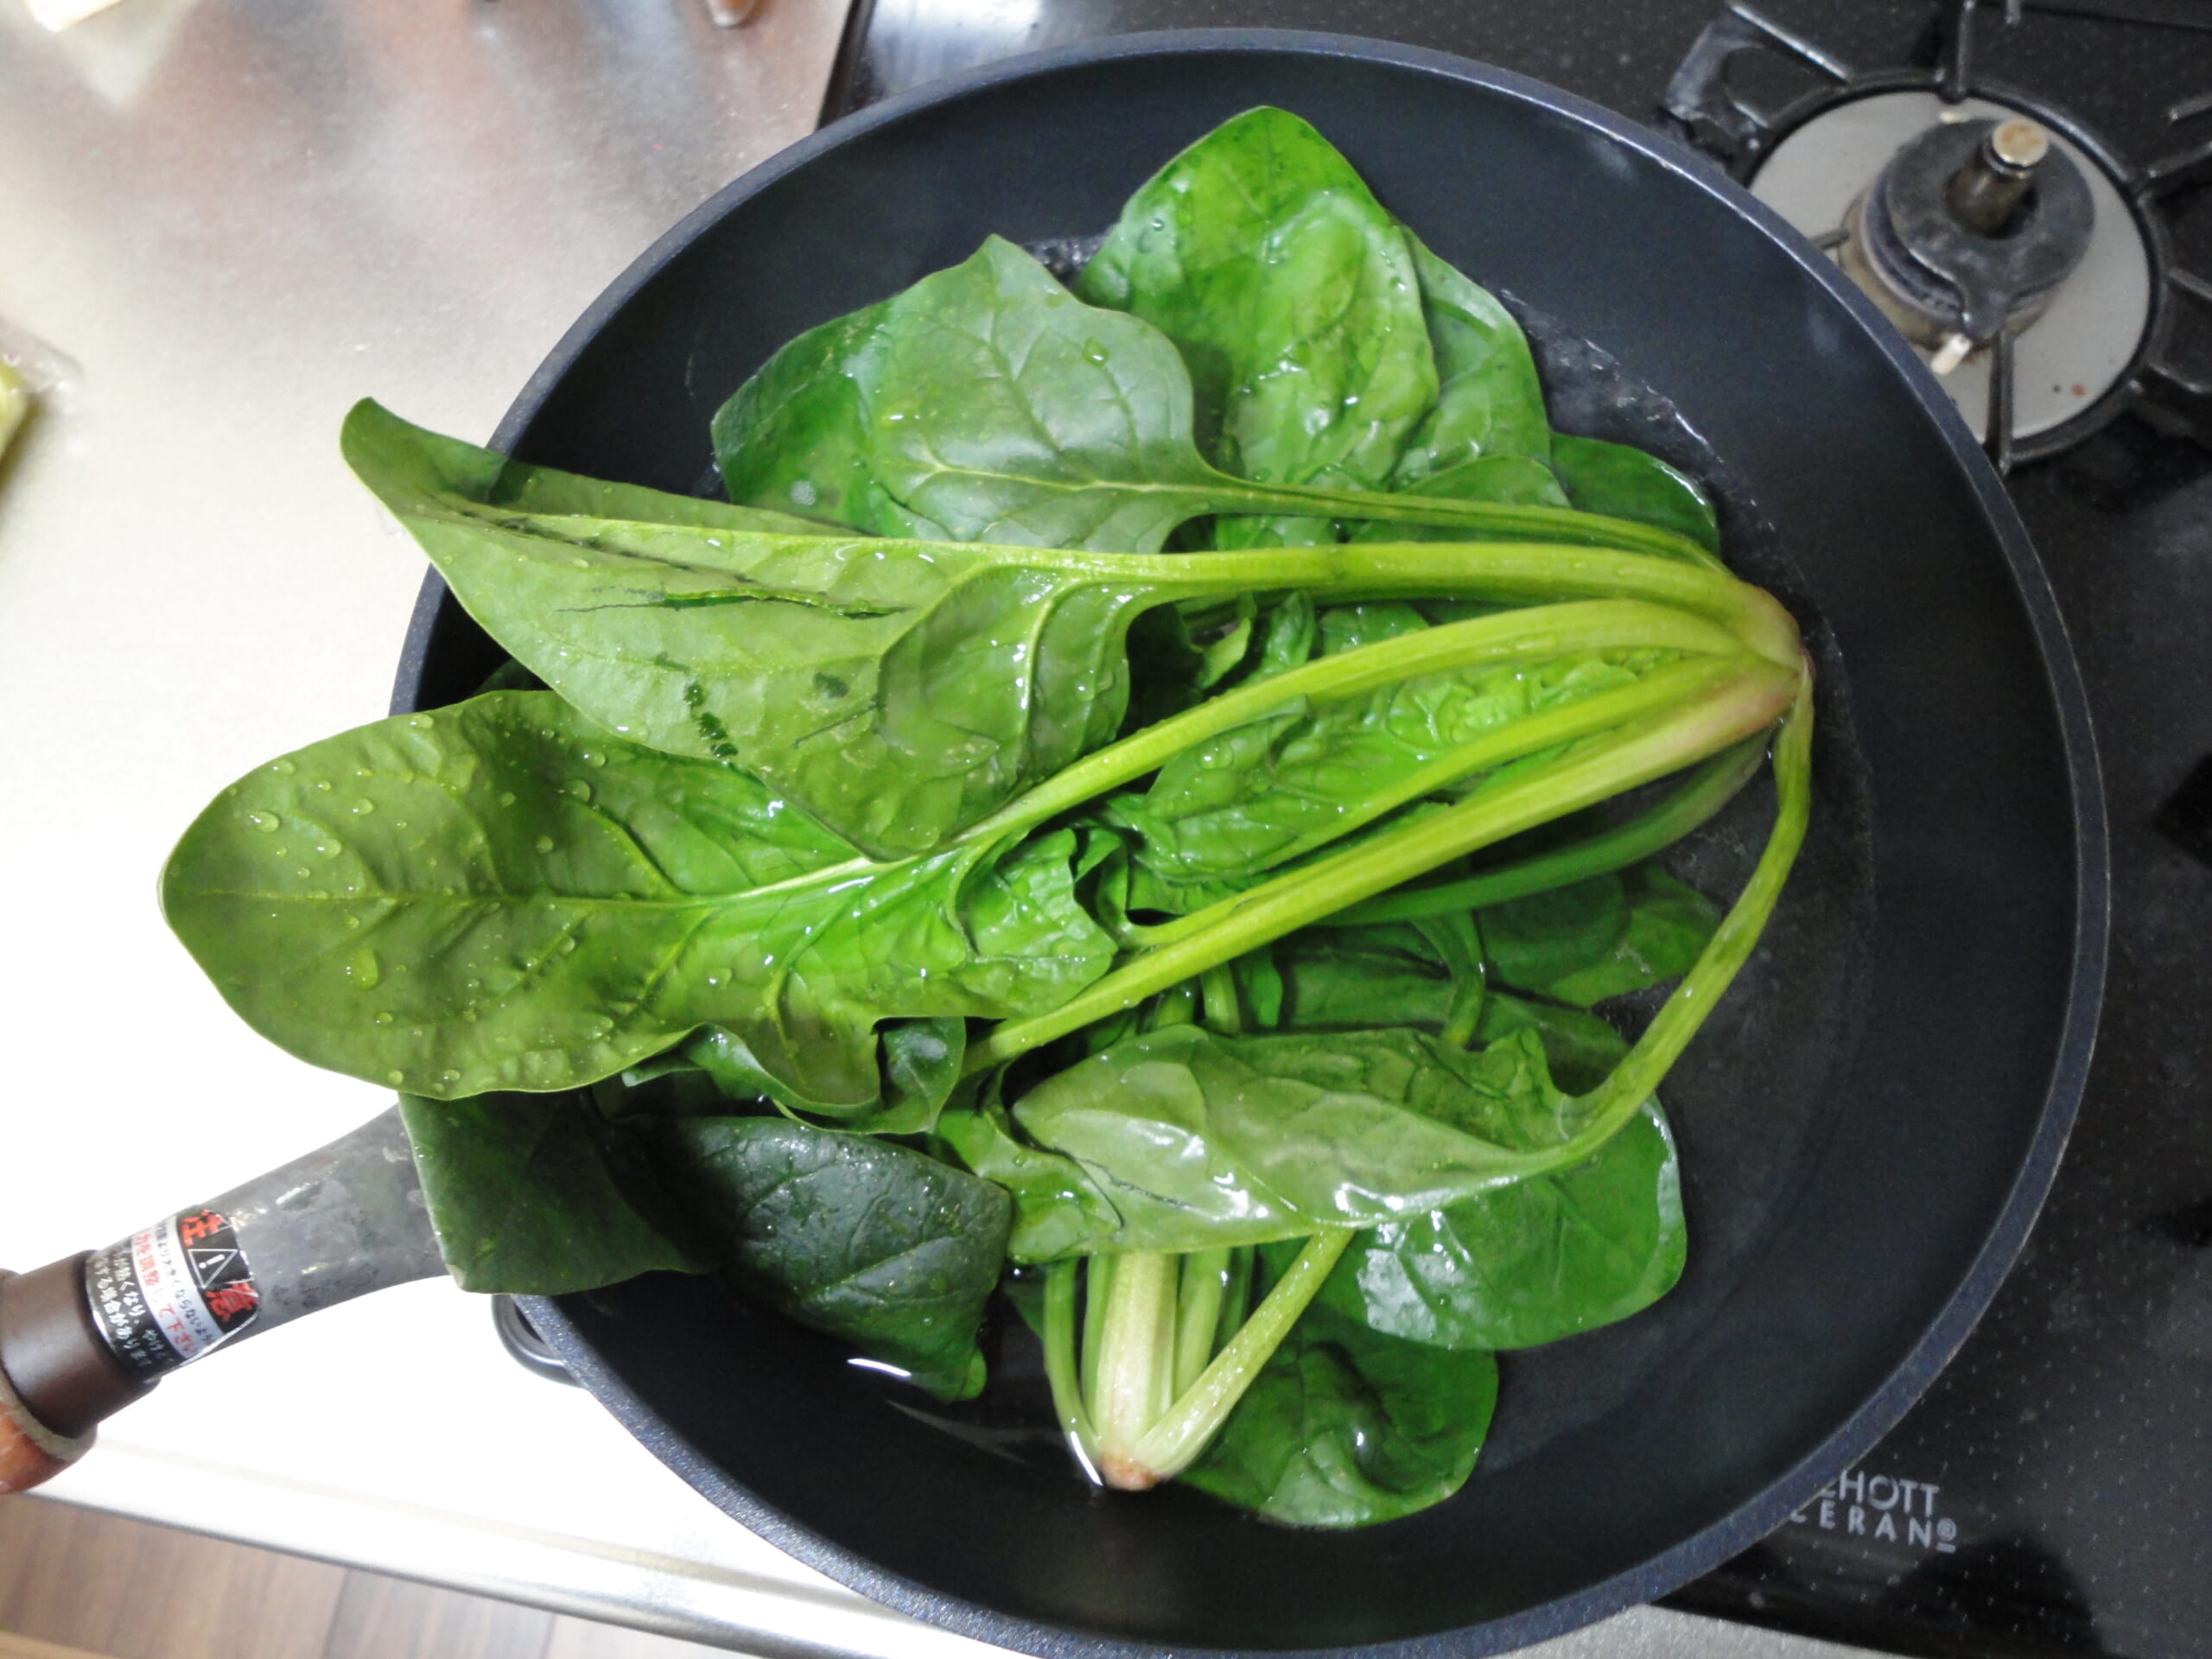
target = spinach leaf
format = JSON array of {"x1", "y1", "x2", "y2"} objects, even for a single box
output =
[
  {"x1": 934, "y1": 1083, "x2": 1122, "y2": 1264},
  {"x1": 1316, "y1": 1096, "x2": 1684, "y2": 1352},
  {"x1": 348, "y1": 398, "x2": 1242, "y2": 859},
  {"x1": 705, "y1": 238, "x2": 1722, "y2": 563},
  {"x1": 1482, "y1": 861, "x2": 1720, "y2": 1007},
  {"x1": 861, "y1": 235, "x2": 1228, "y2": 550},
  {"x1": 1550, "y1": 433, "x2": 1720, "y2": 556},
  {"x1": 1009, "y1": 1023, "x2": 1607, "y2": 1251},
  {"x1": 1179, "y1": 1293, "x2": 1497, "y2": 1528},
  {"x1": 359, "y1": 396, "x2": 830, "y2": 539},
  {"x1": 354, "y1": 398, "x2": 1787, "y2": 859},
  {"x1": 398, "y1": 1091, "x2": 703, "y2": 1293},
  {"x1": 654, "y1": 1116, "x2": 1010, "y2": 1400},
  {"x1": 655, "y1": 1014, "x2": 969, "y2": 1134},
  {"x1": 162, "y1": 691, "x2": 1114, "y2": 1107},
  {"x1": 1391, "y1": 234, "x2": 1553, "y2": 480},
  {"x1": 1077, "y1": 106, "x2": 1438, "y2": 550},
  {"x1": 710, "y1": 301, "x2": 935, "y2": 537}
]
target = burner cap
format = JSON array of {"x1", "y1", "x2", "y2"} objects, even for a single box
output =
[{"x1": 1751, "y1": 93, "x2": 2153, "y2": 448}]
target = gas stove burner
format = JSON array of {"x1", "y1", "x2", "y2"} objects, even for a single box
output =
[
  {"x1": 1758, "y1": 93, "x2": 2148, "y2": 459},
  {"x1": 1846, "y1": 116, "x2": 2094, "y2": 356},
  {"x1": 1664, "y1": 1, "x2": 2212, "y2": 470}
]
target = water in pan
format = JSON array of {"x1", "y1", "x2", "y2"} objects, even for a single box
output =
[{"x1": 865, "y1": 258, "x2": 1883, "y2": 1497}]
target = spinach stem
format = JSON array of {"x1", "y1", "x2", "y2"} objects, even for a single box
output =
[
  {"x1": 1541, "y1": 679, "x2": 1815, "y2": 1165},
  {"x1": 1041, "y1": 1262, "x2": 1095, "y2": 1465},
  {"x1": 1173, "y1": 1249, "x2": 1233, "y2": 1395},
  {"x1": 1117, "y1": 654, "x2": 1755, "y2": 944},
  {"x1": 1079, "y1": 1251, "x2": 1116, "y2": 1412},
  {"x1": 969, "y1": 663, "x2": 1799, "y2": 1072},
  {"x1": 1328, "y1": 734, "x2": 1767, "y2": 926},
  {"x1": 1127, "y1": 1230, "x2": 1353, "y2": 1487},
  {"x1": 1439, "y1": 927, "x2": 1487, "y2": 1049},
  {"x1": 1214, "y1": 1247, "x2": 1255, "y2": 1351},
  {"x1": 1198, "y1": 963, "x2": 1242, "y2": 1035},
  {"x1": 963, "y1": 598, "x2": 1749, "y2": 844},
  {"x1": 1201, "y1": 469, "x2": 1723, "y2": 569},
  {"x1": 1090, "y1": 1252, "x2": 1181, "y2": 1486}
]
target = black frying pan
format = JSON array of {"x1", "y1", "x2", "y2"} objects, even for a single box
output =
[{"x1": 21, "y1": 30, "x2": 2105, "y2": 1659}]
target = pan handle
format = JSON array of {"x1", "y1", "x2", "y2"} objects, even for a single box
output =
[
  {"x1": 0, "y1": 1107, "x2": 448, "y2": 1493},
  {"x1": 0, "y1": 1261, "x2": 121, "y2": 1491}
]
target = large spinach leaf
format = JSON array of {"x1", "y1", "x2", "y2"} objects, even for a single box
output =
[
  {"x1": 707, "y1": 238, "x2": 1718, "y2": 563},
  {"x1": 1179, "y1": 1293, "x2": 1497, "y2": 1528},
  {"x1": 162, "y1": 691, "x2": 1113, "y2": 1107},
  {"x1": 349, "y1": 398, "x2": 1248, "y2": 859},
  {"x1": 1077, "y1": 106, "x2": 1437, "y2": 550},
  {"x1": 398, "y1": 1091, "x2": 703, "y2": 1293},
  {"x1": 354, "y1": 399, "x2": 1783, "y2": 859},
  {"x1": 1009, "y1": 1023, "x2": 1611, "y2": 1250},
  {"x1": 655, "y1": 1116, "x2": 1011, "y2": 1401}
]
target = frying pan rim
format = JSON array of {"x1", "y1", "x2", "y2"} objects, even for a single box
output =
[{"x1": 392, "y1": 26, "x2": 2109, "y2": 1658}]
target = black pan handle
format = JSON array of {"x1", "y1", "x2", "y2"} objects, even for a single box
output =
[{"x1": 0, "y1": 1107, "x2": 446, "y2": 1492}]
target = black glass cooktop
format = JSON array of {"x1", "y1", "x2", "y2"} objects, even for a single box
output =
[{"x1": 816, "y1": 3, "x2": 2212, "y2": 1655}]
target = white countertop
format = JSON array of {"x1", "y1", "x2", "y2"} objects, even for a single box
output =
[{"x1": 0, "y1": 5, "x2": 1874, "y2": 1655}]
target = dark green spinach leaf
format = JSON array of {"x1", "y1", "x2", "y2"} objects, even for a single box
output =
[
  {"x1": 398, "y1": 1091, "x2": 702, "y2": 1293},
  {"x1": 1482, "y1": 861, "x2": 1720, "y2": 1007},
  {"x1": 658, "y1": 1014, "x2": 969, "y2": 1133},
  {"x1": 710, "y1": 301, "x2": 934, "y2": 537},
  {"x1": 655, "y1": 1116, "x2": 1011, "y2": 1400},
  {"x1": 1393, "y1": 235, "x2": 1553, "y2": 478},
  {"x1": 1550, "y1": 434, "x2": 1720, "y2": 556},
  {"x1": 1316, "y1": 1096, "x2": 1684, "y2": 1352}
]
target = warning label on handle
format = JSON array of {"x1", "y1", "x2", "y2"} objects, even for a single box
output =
[{"x1": 86, "y1": 1209, "x2": 259, "y2": 1380}]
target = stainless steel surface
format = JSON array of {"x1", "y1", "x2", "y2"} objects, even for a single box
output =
[{"x1": 0, "y1": 6, "x2": 1880, "y2": 1655}]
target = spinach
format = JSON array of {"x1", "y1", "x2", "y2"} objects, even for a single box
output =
[
  {"x1": 1483, "y1": 862, "x2": 1720, "y2": 1007},
  {"x1": 709, "y1": 235, "x2": 1721, "y2": 563},
  {"x1": 1391, "y1": 235, "x2": 1554, "y2": 479},
  {"x1": 353, "y1": 401, "x2": 1784, "y2": 860},
  {"x1": 163, "y1": 104, "x2": 1826, "y2": 1529},
  {"x1": 161, "y1": 691, "x2": 1114, "y2": 1108},
  {"x1": 1551, "y1": 434, "x2": 1721, "y2": 556},
  {"x1": 1180, "y1": 1290, "x2": 1498, "y2": 1528},
  {"x1": 1009, "y1": 1024, "x2": 1605, "y2": 1251},
  {"x1": 654, "y1": 1117, "x2": 1011, "y2": 1401},
  {"x1": 1104, "y1": 646, "x2": 1694, "y2": 884},
  {"x1": 398, "y1": 1090, "x2": 702, "y2": 1293},
  {"x1": 1315, "y1": 1096, "x2": 1685, "y2": 1352},
  {"x1": 935, "y1": 1079, "x2": 1122, "y2": 1264},
  {"x1": 650, "y1": 1014, "x2": 969, "y2": 1134},
  {"x1": 1076, "y1": 106, "x2": 1437, "y2": 550},
  {"x1": 709, "y1": 301, "x2": 929, "y2": 536}
]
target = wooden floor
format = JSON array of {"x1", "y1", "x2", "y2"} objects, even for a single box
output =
[{"x1": 0, "y1": 1497, "x2": 738, "y2": 1659}]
